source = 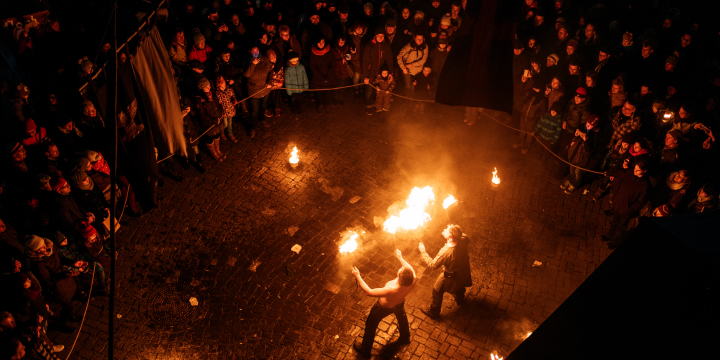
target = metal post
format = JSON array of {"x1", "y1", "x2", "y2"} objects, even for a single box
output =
[{"x1": 108, "y1": 2, "x2": 117, "y2": 359}]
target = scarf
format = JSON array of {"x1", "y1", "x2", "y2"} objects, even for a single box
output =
[
  {"x1": 92, "y1": 156, "x2": 111, "y2": 175},
  {"x1": 629, "y1": 147, "x2": 647, "y2": 157},
  {"x1": 697, "y1": 190, "x2": 714, "y2": 204},
  {"x1": 666, "y1": 172, "x2": 688, "y2": 191},
  {"x1": 311, "y1": 45, "x2": 330, "y2": 56}
]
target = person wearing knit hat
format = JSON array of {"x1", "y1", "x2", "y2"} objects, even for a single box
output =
[
  {"x1": 364, "y1": 2, "x2": 374, "y2": 15},
  {"x1": 513, "y1": 39, "x2": 524, "y2": 50},
  {"x1": 85, "y1": 150, "x2": 101, "y2": 163},
  {"x1": 51, "y1": 178, "x2": 70, "y2": 194},
  {"x1": 81, "y1": 222, "x2": 97, "y2": 239},
  {"x1": 73, "y1": 157, "x2": 92, "y2": 173},
  {"x1": 79, "y1": 57, "x2": 94, "y2": 76},
  {"x1": 547, "y1": 53, "x2": 559, "y2": 66},
  {"x1": 81, "y1": 221, "x2": 113, "y2": 287},
  {"x1": 576, "y1": 86, "x2": 587, "y2": 98},
  {"x1": 197, "y1": 77, "x2": 211, "y2": 92},
  {"x1": 70, "y1": 168, "x2": 91, "y2": 189},
  {"x1": 665, "y1": 55, "x2": 679, "y2": 70},
  {"x1": 374, "y1": 26, "x2": 385, "y2": 35},
  {"x1": 440, "y1": 13, "x2": 451, "y2": 27},
  {"x1": 189, "y1": 29, "x2": 212, "y2": 63},
  {"x1": 24, "y1": 235, "x2": 47, "y2": 256},
  {"x1": 414, "y1": 10, "x2": 425, "y2": 21},
  {"x1": 667, "y1": 129, "x2": 682, "y2": 143},
  {"x1": 7, "y1": 142, "x2": 25, "y2": 161},
  {"x1": 567, "y1": 39, "x2": 578, "y2": 50},
  {"x1": 652, "y1": 204, "x2": 673, "y2": 217}
]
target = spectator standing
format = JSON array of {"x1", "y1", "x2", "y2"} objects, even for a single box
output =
[
  {"x1": 310, "y1": 37, "x2": 336, "y2": 114},
  {"x1": 284, "y1": 51, "x2": 309, "y2": 118},
  {"x1": 214, "y1": 75, "x2": 239, "y2": 143},
  {"x1": 242, "y1": 46, "x2": 274, "y2": 139},
  {"x1": 362, "y1": 28, "x2": 394, "y2": 115},
  {"x1": 372, "y1": 64, "x2": 395, "y2": 113},
  {"x1": 397, "y1": 34, "x2": 429, "y2": 97}
]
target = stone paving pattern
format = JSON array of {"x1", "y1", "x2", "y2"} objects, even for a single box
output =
[{"x1": 50, "y1": 96, "x2": 613, "y2": 359}]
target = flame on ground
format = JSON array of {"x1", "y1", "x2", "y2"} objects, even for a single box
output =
[
  {"x1": 442, "y1": 195, "x2": 457, "y2": 209},
  {"x1": 523, "y1": 331, "x2": 532, "y2": 340},
  {"x1": 492, "y1": 167, "x2": 500, "y2": 185},
  {"x1": 383, "y1": 186, "x2": 435, "y2": 234},
  {"x1": 339, "y1": 232, "x2": 359, "y2": 254},
  {"x1": 490, "y1": 354, "x2": 504, "y2": 360},
  {"x1": 290, "y1": 147, "x2": 299, "y2": 164}
]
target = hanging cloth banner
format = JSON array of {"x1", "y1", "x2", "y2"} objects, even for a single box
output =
[{"x1": 131, "y1": 26, "x2": 187, "y2": 156}]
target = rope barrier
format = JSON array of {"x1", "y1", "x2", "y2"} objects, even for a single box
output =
[
  {"x1": 478, "y1": 110, "x2": 605, "y2": 175},
  {"x1": 64, "y1": 265, "x2": 95, "y2": 360},
  {"x1": 168, "y1": 83, "x2": 604, "y2": 175}
]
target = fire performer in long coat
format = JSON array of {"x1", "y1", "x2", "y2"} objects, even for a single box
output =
[
  {"x1": 352, "y1": 250, "x2": 416, "y2": 358},
  {"x1": 418, "y1": 224, "x2": 472, "y2": 319}
]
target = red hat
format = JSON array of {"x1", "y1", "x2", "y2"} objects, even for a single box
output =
[
  {"x1": 81, "y1": 222, "x2": 97, "y2": 238},
  {"x1": 576, "y1": 87, "x2": 587, "y2": 97},
  {"x1": 655, "y1": 204, "x2": 673, "y2": 217},
  {"x1": 25, "y1": 118, "x2": 37, "y2": 132},
  {"x1": 51, "y1": 178, "x2": 68, "y2": 192}
]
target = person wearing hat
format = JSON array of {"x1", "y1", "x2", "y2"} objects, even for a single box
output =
[
  {"x1": 378, "y1": 1, "x2": 398, "y2": 28},
  {"x1": 330, "y1": 3, "x2": 352, "y2": 38},
  {"x1": 372, "y1": 64, "x2": 395, "y2": 112},
  {"x1": 397, "y1": 33, "x2": 428, "y2": 96},
  {"x1": 408, "y1": 10, "x2": 425, "y2": 36},
  {"x1": 284, "y1": 50, "x2": 309, "y2": 117},
  {"x1": 188, "y1": 29, "x2": 213, "y2": 64},
  {"x1": 428, "y1": 36, "x2": 450, "y2": 77},
  {"x1": 242, "y1": 46, "x2": 275, "y2": 139},
  {"x1": 653, "y1": 129, "x2": 682, "y2": 175},
  {"x1": 80, "y1": 223, "x2": 113, "y2": 284},
  {"x1": 554, "y1": 86, "x2": 591, "y2": 175},
  {"x1": 25, "y1": 234, "x2": 87, "y2": 333},
  {"x1": 385, "y1": 18, "x2": 403, "y2": 58},
  {"x1": 515, "y1": 78, "x2": 548, "y2": 152},
  {"x1": 534, "y1": 101, "x2": 565, "y2": 159},
  {"x1": 330, "y1": 35, "x2": 351, "y2": 106},
  {"x1": 362, "y1": 27, "x2": 394, "y2": 114},
  {"x1": 360, "y1": 2, "x2": 377, "y2": 29},
  {"x1": 194, "y1": 76, "x2": 227, "y2": 158},
  {"x1": 561, "y1": 113, "x2": 601, "y2": 194}
]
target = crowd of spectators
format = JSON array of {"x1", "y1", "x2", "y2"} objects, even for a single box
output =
[
  {"x1": 1, "y1": 0, "x2": 719, "y2": 358},
  {"x1": 509, "y1": 0, "x2": 719, "y2": 248}
]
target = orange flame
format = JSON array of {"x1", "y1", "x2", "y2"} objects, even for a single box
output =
[
  {"x1": 492, "y1": 167, "x2": 500, "y2": 185},
  {"x1": 490, "y1": 354, "x2": 504, "y2": 360},
  {"x1": 442, "y1": 195, "x2": 457, "y2": 209},
  {"x1": 383, "y1": 186, "x2": 435, "y2": 234},
  {"x1": 339, "y1": 232, "x2": 359, "y2": 254},
  {"x1": 290, "y1": 147, "x2": 299, "y2": 164}
]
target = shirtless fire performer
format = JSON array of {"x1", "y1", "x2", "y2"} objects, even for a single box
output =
[{"x1": 352, "y1": 249, "x2": 416, "y2": 358}]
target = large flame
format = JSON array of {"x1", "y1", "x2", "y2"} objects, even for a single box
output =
[
  {"x1": 383, "y1": 186, "x2": 435, "y2": 234},
  {"x1": 492, "y1": 167, "x2": 500, "y2": 185},
  {"x1": 442, "y1": 195, "x2": 457, "y2": 209},
  {"x1": 290, "y1": 147, "x2": 299, "y2": 164},
  {"x1": 339, "y1": 232, "x2": 359, "y2": 254}
]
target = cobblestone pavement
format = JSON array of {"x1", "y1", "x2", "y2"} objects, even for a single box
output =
[{"x1": 50, "y1": 95, "x2": 613, "y2": 360}]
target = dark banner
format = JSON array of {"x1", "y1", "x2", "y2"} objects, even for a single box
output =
[{"x1": 435, "y1": 0, "x2": 517, "y2": 113}]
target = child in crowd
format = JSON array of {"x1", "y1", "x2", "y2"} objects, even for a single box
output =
[
  {"x1": 413, "y1": 66, "x2": 433, "y2": 113},
  {"x1": 373, "y1": 64, "x2": 395, "y2": 112},
  {"x1": 284, "y1": 50, "x2": 309, "y2": 118},
  {"x1": 533, "y1": 102, "x2": 564, "y2": 159}
]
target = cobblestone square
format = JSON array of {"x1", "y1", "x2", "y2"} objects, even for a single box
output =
[{"x1": 53, "y1": 97, "x2": 611, "y2": 359}]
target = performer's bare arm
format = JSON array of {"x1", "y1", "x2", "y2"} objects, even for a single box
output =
[
  {"x1": 395, "y1": 249, "x2": 415, "y2": 279},
  {"x1": 352, "y1": 267, "x2": 396, "y2": 297}
]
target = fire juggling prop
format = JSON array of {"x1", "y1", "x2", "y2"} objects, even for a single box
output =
[
  {"x1": 383, "y1": 186, "x2": 435, "y2": 234},
  {"x1": 492, "y1": 167, "x2": 500, "y2": 187},
  {"x1": 442, "y1": 195, "x2": 457, "y2": 221},
  {"x1": 289, "y1": 147, "x2": 299, "y2": 168},
  {"x1": 339, "y1": 231, "x2": 359, "y2": 254}
]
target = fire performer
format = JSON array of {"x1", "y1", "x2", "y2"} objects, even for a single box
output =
[
  {"x1": 352, "y1": 250, "x2": 416, "y2": 358},
  {"x1": 418, "y1": 224, "x2": 472, "y2": 319}
]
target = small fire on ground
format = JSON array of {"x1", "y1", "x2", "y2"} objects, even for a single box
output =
[
  {"x1": 492, "y1": 167, "x2": 500, "y2": 186},
  {"x1": 289, "y1": 147, "x2": 299, "y2": 164}
]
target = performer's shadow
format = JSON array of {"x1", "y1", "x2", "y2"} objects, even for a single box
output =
[{"x1": 377, "y1": 339, "x2": 409, "y2": 359}]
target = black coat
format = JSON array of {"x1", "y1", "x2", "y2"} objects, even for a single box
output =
[
  {"x1": 30, "y1": 242, "x2": 77, "y2": 304},
  {"x1": 310, "y1": 46, "x2": 337, "y2": 88},
  {"x1": 361, "y1": 39, "x2": 394, "y2": 80},
  {"x1": 610, "y1": 168, "x2": 650, "y2": 215}
]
